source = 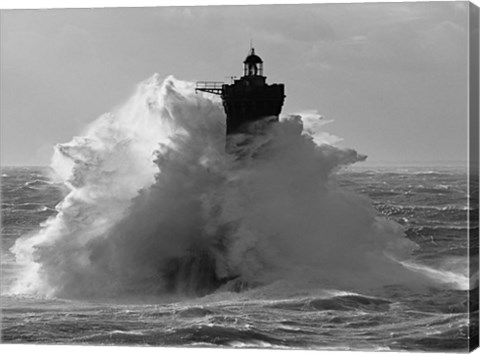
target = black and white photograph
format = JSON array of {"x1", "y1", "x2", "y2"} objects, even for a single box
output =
[{"x1": 1, "y1": 0, "x2": 479, "y2": 352}]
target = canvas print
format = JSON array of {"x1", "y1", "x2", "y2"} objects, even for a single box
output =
[{"x1": 1, "y1": 1, "x2": 478, "y2": 352}]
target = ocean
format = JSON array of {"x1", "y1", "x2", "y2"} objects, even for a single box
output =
[{"x1": 1, "y1": 76, "x2": 478, "y2": 351}]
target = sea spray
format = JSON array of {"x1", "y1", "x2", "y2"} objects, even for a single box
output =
[
  {"x1": 215, "y1": 117, "x2": 422, "y2": 292},
  {"x1": 11, "y1": 75, "x2": 224, "y2": 296},
  {"x1": 12, "y1": 75, "x2": 426, "y2": 299}
]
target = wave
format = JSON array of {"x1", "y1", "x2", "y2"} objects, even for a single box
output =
[
  {"x1": 72, "y1": 324, "x2": 289, "y2": 348},
  {"x1": 9, "y1": 182, "x2": 58, "y2": 194},
  {"x1": 24, "y1": 179, "x2": 55, "y2": 187},
  {"x1": 11, "y1": 203, "x2": 55, "y2": 212},
  {"x1": 382, "y1": 203, "x2": 469, "y2": 212},
  {"x1": 10, "y1": 75, "x2": 442, "y2": 299},
  {"x1": 399, "y1": 258, "x2": 470, "y2": 290},
  {"x1": 265, "y1": 294, "x2": 391, "y2": 312}
]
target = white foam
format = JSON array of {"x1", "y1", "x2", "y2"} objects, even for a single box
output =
[{"x1": 10, "y1": 75, "x2": 435, "y2": 298}]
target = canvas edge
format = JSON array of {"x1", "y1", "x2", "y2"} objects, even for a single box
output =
[{"x1": 469, "y1": 1, "x2": 480, "y2": 352}]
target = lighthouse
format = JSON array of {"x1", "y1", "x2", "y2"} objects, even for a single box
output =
[{"x1": 196, "y1": 48, "x2": 286, "y2": 134}]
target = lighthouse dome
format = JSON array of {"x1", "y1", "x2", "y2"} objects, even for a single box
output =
[{"x1": 243, "y1": 48, "x2": 263, "y2": 64}]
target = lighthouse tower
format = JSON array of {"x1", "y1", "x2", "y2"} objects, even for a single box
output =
[{"x1": 196, "y1": 48, "x2": 286, "y2": 134}]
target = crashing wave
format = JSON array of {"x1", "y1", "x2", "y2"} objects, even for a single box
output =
[{"x1": 11, "y1": 75, "x2": 426, "y2": 299}]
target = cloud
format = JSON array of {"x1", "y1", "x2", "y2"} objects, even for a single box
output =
[{"x1": 289, "y1": 2, "x2": 468, "y2": 74}]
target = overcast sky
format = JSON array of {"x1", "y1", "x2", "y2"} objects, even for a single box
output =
[{"x1": 0, "y1": 1, "x2": 471, "y2": 166}]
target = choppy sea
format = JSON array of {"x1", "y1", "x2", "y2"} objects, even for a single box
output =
[{"x1": 1, "y1": 164, "x2": 477, "y2": 351}]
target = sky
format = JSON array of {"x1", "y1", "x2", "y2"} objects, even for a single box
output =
[{"x1": 0, "y1": 1, "x2": 472, "y2": 166}]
